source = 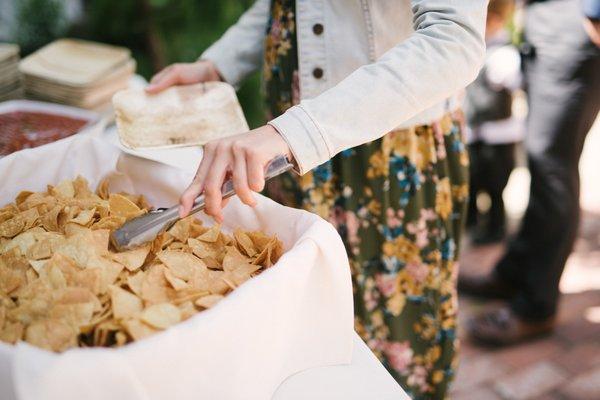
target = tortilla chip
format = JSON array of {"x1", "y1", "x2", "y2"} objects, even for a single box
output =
[
  {"x1": 140, "y1": 303, "x2": 181, "y2": 329},
  {"x1": 0, "y1": 177, "x2": 283, "y2": 351},
  {"x1": 109, "y1": 285, "x2": 143, "y2": 320},
  {"x1": 195, "y1": 294, "x2": 224, "y2": 309},
  {"x1": 108, "y1": 194, "x2": 144, "y2": 220},
  {"x1": 197, "y1": 224, "x2": 220, "y2": 243},
  {"x1": 111, "y1": 245, "x2": 150, "y2": 272},
  {"x1": 157, "y1": 251, "x2": 206, "y2": 281}
]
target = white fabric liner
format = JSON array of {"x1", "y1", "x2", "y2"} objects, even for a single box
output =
[{"x1": 0, "y1": 134, "x2": 354, "y2": 400}]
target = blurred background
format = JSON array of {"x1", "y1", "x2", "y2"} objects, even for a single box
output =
[
  {"x1": 1, "y1": 0, "x2": 599, "y2": 398},
  {"x1": 0, "y1": 0, "x2": 265, "y2": 127}
]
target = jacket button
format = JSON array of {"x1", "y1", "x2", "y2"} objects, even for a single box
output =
[
  {"x1": 312, "y1": 23, "x2": 324, "y2": 35},
  {"x1": 312, "y1": 67, "x2": 324, "y2": 79}
]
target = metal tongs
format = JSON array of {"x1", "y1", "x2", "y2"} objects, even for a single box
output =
[{"x1": 111, "y1": 155, "x2": 293, "y2": 251}]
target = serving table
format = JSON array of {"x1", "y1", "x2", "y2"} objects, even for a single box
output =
[
  {"x1": 273, "y1": 333, "x2": 409, "y2": 400},
  {"x1": 100, "y1": 125, "x2": 409, "y2": 400}
]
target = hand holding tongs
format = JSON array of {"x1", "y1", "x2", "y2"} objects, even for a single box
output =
[{"x1": 110, "y1": 155, "x2": 293, "y2": 251}]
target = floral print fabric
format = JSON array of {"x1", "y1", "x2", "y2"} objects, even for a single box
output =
[{"x1": 263, "y1": 1, "x2": 469, "y2": 398}]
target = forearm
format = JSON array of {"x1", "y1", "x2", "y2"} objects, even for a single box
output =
[{"x1": 200, "y1": 0, "x2": 270, "y2": 87}]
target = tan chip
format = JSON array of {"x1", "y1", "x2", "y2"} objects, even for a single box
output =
[
  {"x1": 122, "y1": 318, "x2": 157, "y2": 340},
  {"x1": 93, "y1": 216, "x2": 126, "y2": 230},
  {"x1": 195, "y1": 294, "x2": 224, "y2": 309},
  {"x1": 0, "y1": 176, "x2": 283, "y2": 351},
  {"x1": 0, "y1": 321, "x2": 24, "y2": 344},
  {"x1": 164, "y1": 268, "x2": 188, "y2": 291},
  {"x1": 109, "y1": 285, "x2": 143, "y2": 319},
  {"x1": 0, "y1": 216, "x2": 25, "y2": 238},
  {"x1": 51, "y1": 179, "x2": 76, "y2": 199},
  {"x1": 25, "y1": 319, "x2": 78, "y2": 352},
  {"x1": 168, "y1": 217, "x2": 192, "y2": 243},
  {"x1": 127, "y1": 270, "x2": 145, "y2": 297},
  {"x1": 140, "y1": 264, "x2": 174, "y2": 305},
  {"x1": 234, "y1": 229, "x2": 257, "y2": 257},
  {"x1": 188, "y1": 238, "x2": 218, "y2": 259},
  {"x1": 69, "y1": 208, "x2": 96, "y2": 226},
  {"x1": 197, "y1": 224, "x2": 220, "y2": 243},
  {"x1": 140, "y1": 303, "x2": 181, "y2": 329},
  {"x1": 111, "y1": 245, "x2": 150, "y2": 272},
  {"x1": 157, "y1": 250, "x2": 206, "y2": 281},
  {"x1": 108, "y1": 194, "x2": 144, "y2": 219}
]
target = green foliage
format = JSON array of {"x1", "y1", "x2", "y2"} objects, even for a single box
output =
[
  {"x1": 75, "y1": 0, "x2": 265, "y2": 127},
  {"x1": 15, "y1": 0, "x2": 266, "y2": 127},
  {"x1": 14, "y1": 0, "x2": 68, "y2": 54}
]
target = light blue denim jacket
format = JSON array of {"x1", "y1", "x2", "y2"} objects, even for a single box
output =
[
  {"x1": 583, "y1": 0, "x2": 600, "y2": 19},
  {"x1": 202, "y1": 0, "x2": 486, "y2": 173}
]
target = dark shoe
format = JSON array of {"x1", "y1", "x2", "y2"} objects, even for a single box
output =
[
  {"x1": 467, "y1": 305, "x2": 555, "y2": 346},
  {"x1": 458, "y1": 271, "x2": 516, "y2": 300}
]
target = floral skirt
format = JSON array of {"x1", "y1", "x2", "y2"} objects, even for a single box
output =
[
  {"x1": 263, "y1": 1, "x2": 469, "y2": 397},
  {"x1": 266, "y1": 113, "x2": 469, "y2": 399}
]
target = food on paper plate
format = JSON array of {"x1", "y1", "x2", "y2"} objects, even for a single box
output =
[
  {"x1": 0, "y1": 177, "x2": 282, "y2": 352},
  {"x1": 112, "y1": 82, "x2": 249, "y2": 149}
]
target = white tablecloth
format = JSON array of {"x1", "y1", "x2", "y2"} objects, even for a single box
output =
[
  {"x1": 274, "y1": 333, "x2": 409, "y2": 400},
  {"x1": 98, "y1": 125, "x2": 409, "y2": 400}
]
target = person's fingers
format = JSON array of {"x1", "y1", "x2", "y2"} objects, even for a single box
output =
[
  {"x1": 179, "y1": 183, "x2": 203, "y2": 218},
  {"x1": 232, "y1": 145, "x2": 256, "y2": 207},
  {"x1": 149, "y1": 66, "x2": 172, "y2": 84},
  {"x1": 178, "y1": 145, "x2": 216, "y2": 217},
  {"x1": 246, "y1": 148, "x2": 266, "y2": 192},
  {"x1": 146, "y1": 70, "x2": 181, "y2": 94},
  {"x1": 202, "y1": 146, "x2": 231, "y2": 221}
]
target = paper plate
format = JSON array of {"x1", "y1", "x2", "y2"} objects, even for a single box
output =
[
  {"x1": 19, "y1": 39, "x2": 131, "y2": 87},
  {"x1": 0, "y1": 43, "x2": 19, "y2": 63}
]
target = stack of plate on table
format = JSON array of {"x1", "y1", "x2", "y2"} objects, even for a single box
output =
[
  {"x1": 0, "y1": 43, "x2": 22, "y2": 101},
  {"x1": 19, "y1": 38, "x2": 135, "y2": 110}
]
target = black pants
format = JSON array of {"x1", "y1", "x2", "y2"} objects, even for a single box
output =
[
  {"x1": 468, "y1": 141, "x2": 517, "y2": 234},
  {"x1": 496, "y1": 0, "x2": 600, "y2": 320}
]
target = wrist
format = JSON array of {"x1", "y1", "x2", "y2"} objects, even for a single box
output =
[
  {"x1": 196, "y1": 59, "x2": 223, "y2": 82},
  {"x1": 264, "y1": 124, "x2": 293, "y2": 161}
]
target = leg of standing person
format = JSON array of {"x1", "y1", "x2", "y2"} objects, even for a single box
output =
[
  {"x1": 460, "y1": 0, "x2": 600, "y2": 344},
  {"x1": 470, "y1": 142, "x2": 514, "y2": 245},
  {"x1": 467, "y1": 141, "x2": 484, "y2": 230},
  {"x1": 486, "y1": 142, "x2": 515, "y2": 241}
]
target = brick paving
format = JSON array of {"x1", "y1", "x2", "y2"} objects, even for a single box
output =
[
  {"x1": 451, "y1": 119, "x2": 600, "y2": 399},
  {"x1": 453, "y1": 210, "x2": 600, "y2": 400}
]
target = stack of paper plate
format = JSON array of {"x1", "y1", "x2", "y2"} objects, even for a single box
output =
[
  {"x1": 20, "y1": 39, "x2": 135, "y2": 109},
  {"x1": 0, "y1": 43, "x2": 22, "y2": 101}
]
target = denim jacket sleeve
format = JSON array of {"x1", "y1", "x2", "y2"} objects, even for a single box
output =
[
  {"x1": 270, "y1": 0, "x2": 487, "y2": 174},
  {"x1": 583, "y1": 0, "x2": 600, "y2": 20},
  {"x1": 200, "y1": 0, "x2": 270, "y2": 87}
]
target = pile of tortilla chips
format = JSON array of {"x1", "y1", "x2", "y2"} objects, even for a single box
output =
[{"x1": 0, "y1": 176, "x2": 282, "y2": 352}]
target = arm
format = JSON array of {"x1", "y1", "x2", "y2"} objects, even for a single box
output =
[
  {"x1": 270, "y1": 0, "x2": 487, "y2": 173},
  {"x1": 179, "y1": 0, "x2": 487, "y2": 219},
  {"x1": 200, "y1": 0, "x2": 271, "y2": 87}
]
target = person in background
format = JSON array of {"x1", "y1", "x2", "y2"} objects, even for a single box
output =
[
  {"x1": 465, "y1": 0, "x2": 524, "y2": 245},
  {"x1": 460, "y1": 0, "x2": 600, "y2": 345},
  {"x1": 146, "y1": 1, "x2": 487, "y2": 397}
]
